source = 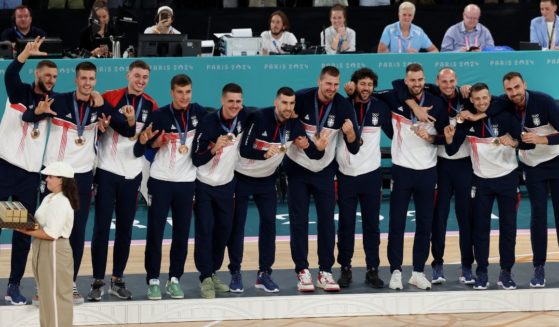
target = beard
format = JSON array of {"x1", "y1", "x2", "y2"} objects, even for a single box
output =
[{"x1": 37, "y1": 80, "x2": 51, "y2": 94}]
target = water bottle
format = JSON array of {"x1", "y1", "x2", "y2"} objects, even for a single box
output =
[{"x1": 301, "y1": 38, "x2": 307, "y2": 50}]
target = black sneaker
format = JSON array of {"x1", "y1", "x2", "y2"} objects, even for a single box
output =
[
  {"x1": 337, "y1": 268, "x2": 352, "y2": 288},
  {"x1": 87, "y1": 279, "x2": 105, "y2": 302},
  {"x1": 109, "y1": 278, "x2": 132, "y2": 300},
  {"x1": 365, "y1": 268, "x2": 385, "y2": 289}
]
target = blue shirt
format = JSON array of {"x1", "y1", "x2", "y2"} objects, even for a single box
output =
[
  {"x1": 441, "y1": 22, "x2": 494, "y2": 52},
  {"x1": 530, "y1": 15, "x2": 559, "y2": 49},
  {"x1": 379, "y1": 22, "x2": 433, "y2": 53}
]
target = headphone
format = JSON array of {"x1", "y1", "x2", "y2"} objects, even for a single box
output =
[{"x1": 89, "y1": 4, "x2": 110, "y2": 27}]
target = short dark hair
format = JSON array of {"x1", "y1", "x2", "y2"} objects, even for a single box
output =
[
  {"x1": 351, "y1": 68, "x2": 378, "y2": 88},
  {"x1": 320, "y1": 66, "x2": 340, "y2": 79},
  {"x1": 276, "y1": 86, "x2": 295, "y2": 97},
  {"x1": 541, "y1": 0, "x2": 557, "y2": 6},
  {"x1": 502, "y1": 71, "x2": 524, "y2": 83},
  {"x1": 269, "y1": 10, "x2": 290, "y2": 31},
  {"x1": 75, "y1": 61, "x2": 96, "y2": 76},
  {"x1": 406, "y1": 63, "x2": 424, "y2": 74},
  {"x1": 170, "y1": 74, "x2": 192, "y2": 89},
  {"x1": 331, "y1": 4, "x2": 347, "y2": 20},
  {"x1": 37, "y1": 60, "x2": 57, "y2": 70},
  {"x1": 129, "y1": 60, "x2": 150, "y2": 72},
  {"x1": 222, "y1": 83, "x2": 243, "y2": 95},
  {"x1": 13, "y1": 5, "x2": 31, "y2": 16},
  {"x1": 470, "y1": 82, "x2": 489, "y2": 94}
]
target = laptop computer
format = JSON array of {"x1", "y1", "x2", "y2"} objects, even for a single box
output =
[
  {"x1": 519, "y1": 42, "x2": 542, "y2": 51},
  {"x1": 182, "y1": 39, "x2": 202, "y2": 57}
]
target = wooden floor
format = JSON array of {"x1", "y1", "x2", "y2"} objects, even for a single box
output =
[{"x1": 1, "y1": 232, "x2": 559, "y2": 326}]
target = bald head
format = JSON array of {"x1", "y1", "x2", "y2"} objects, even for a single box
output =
[{"x1": 463, "y1": 4, "x2": 481, "y2": 31}]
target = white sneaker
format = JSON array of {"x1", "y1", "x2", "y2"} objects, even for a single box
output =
[
  {"x1": 408, "y1": 271, "x2": 431, "y2": 290},
  {"x1": 297, "y1": 269, "x2": 315, "y2": 292},
  {"x1": 389, "y1": 270, "x2": 403, "y2": 290},
  {"x1": 316, "y1": 271, "x2": 340, "y2": 292}
]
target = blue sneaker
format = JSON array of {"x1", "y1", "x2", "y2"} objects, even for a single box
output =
[
  {"x1": 498, "y1": 270, "x2": 517, "y2": 290},
  {"x1": 229, "y1": 271, "x2": 244, "y2": 293},
  {"x1": 459, "y1": 266, "x2": 476, "y2": 285},
  {"x1": 473, "y1": 273, "x2": 489, "y2": 290},
  {"x1": 5, "y1": 283, "x2": 27, "y2": 305},
  {"x1": 431, "y1": 264, "x2": 446, "y2": 284},
  {"x1": 255, "y1": 272, "x2": 279, "y2": 293},
  {"x1": 530, "y1": 266, "x2": 545, "y2": 288}
]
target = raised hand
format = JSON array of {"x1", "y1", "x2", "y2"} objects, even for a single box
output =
[
  {"x1": 293, "y1": 136, "x2": 309, "y2": 149},
  {"x1": 444, "y1": 124, "x2": 455, "y2": 144},
  {"x1": 98, "y1": 113, "x2": 111, "y2": 133},
  {"x1": 139, "y1": 123, "x2": 160, "y2": 145},
  {"x1": 35, "y1": 95, "x2": 56, "y2": 116}
]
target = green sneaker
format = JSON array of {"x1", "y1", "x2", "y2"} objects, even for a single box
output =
[
  {"x1": 147, "y1": 279, "x2": 161, "y2": 300},
  {"x1": 200, "y1": 277, "x2": 215, "y2": 299},
  {"x1": 212, "y1": 274, "x2": 230, "y2": 293},
  {"x1": 165, "y1": 277, "x2": 184, "y2": 299}
]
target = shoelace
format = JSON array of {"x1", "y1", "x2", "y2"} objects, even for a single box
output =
[
  {"x1": 299, "y1": 271, "x2": 312, "y2": 283},
  {"x1": 321, "y1": 272, "x2": 334, "y2": 283},
  {"x1": 232, "y1": 273, "x2": 242, "y2": 283}
]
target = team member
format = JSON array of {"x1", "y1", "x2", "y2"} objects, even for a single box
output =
[
  {"x1": 336, "y1": 68, "x2": 392, "y2": 289},
  {"x1": 501, "y1": 72, "x2": 559, "y2": 287},
  {"x1": 87, "y1": 60, "x2": 158, "y2": 301},
  {"x1": 227, "y1": 87, "x2": 320, "y2": 293},
  {"x1": 192, "y1": 83, "x2": 248, "y2": 299},
  {"x1": 0, "y1": 36, "x2": 56, "y2": 305},
  {"x1": 393, "y1": 68, "x2": 476, "y2": 285},
  {"x1": 23, "y1": 61, "x2": 131, "y2": 304},
  {"x1": 445, "y1": 83, "x2": 520, "y2": 290},
  {"x1": 286, "y1": 66, "x2": 359, "y2": 292},
  {"x1": 16, "y1": 161, "x2": 78, "y2": 327},
  {"x1": 133, "y1": 74, "x2": 205, "y2": 300},
  {"x1": 380, "y1": 63, "x2": 448, "y2": 291}
]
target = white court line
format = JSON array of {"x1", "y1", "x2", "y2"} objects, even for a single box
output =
[
  {"x1": 204, "y1": 321, "x2": 222, "y2": 327},
  {"x1": 447, "y1": 251, "x2": 559, "y2": 265}
]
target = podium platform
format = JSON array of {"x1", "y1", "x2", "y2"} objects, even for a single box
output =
[{"x1": 2, "y1": 263, "x2": 559, "y2": 326}]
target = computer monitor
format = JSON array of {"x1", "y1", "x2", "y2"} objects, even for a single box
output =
[
  {"x1": 137, "y1": 34, "x2": 189, "y2": 57},
  {"x1": 16, "y1": 38, "x2": 63, "y2": 58},
  {"x1": 518, "y1": 42, "x2": 542, "y2": 51}
]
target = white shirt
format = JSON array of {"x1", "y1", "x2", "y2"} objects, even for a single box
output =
[
  {"x1": 143, "y1": 26, "x2": 181, "y2": 34},
  {"x1": 35, "y1": 192, "x2": 74, "y2": 239},
  {"x1": 260, "y1": 30, "x2": 297, "y2": 54}
]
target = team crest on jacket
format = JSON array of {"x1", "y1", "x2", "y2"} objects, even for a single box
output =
[
  {"x1": 372, "y1": 113, "x2": 379, "y2": 126},
  {"x1": 191, "y1": 115, "x2": 198, "y2": 127},
  {"x1": 471, "y1": 186, "x2": 476, "y2": 198},
  {"x1": 237, "y1": 122, "x2": 242, "y2": 133},
  {"x1": 532, "y1": 114, "x2": 540, "y2": 126},
  {"x1": 327, "y1": 115, "x2": 335, "y2": 127},
  {"x1": 142, "y1": 109, "x2": 148, "y2": 122},
  {"x1": 492, "y1": 125, "x2": 499, "y2": 137},
  {"x1": 91, "y1": 112, "x2": 97, "y2": 123}
]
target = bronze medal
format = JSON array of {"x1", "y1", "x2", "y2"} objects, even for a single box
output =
[
  {"x1": 129, "y1": 133, "x2": 138, "y2": 141},
  {"x1": 279, "y1": 144, "x2": 287, "y2": 152},
  {"x1": 359, "y1": 138, "x2": 364, "y2": 145},
  {"x1": 178, "y1": 144, "x2": 188, "y2": 154},
  {"x1": 456, "y1": 116, "x2": 465, "y2": 124},
  {"x1": 410, "y1": 125, "x2": 419, "y2": 133},
  {"x1": 30, "y1": 129, "x2": 40, "y2": 139},
  {"x1": 491, "y1": 138, "x2": 500, "y2": 145},
  {"x1": 227, "y1": 132, "x2": 236, "y2": 142},
  {"x1": 75, "y1": 136, "x2": 86, "y2": 146}
]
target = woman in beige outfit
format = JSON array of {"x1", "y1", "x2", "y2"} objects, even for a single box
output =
[{"x1": 17, "y1": 161, "x2": 79, "y2": 327}]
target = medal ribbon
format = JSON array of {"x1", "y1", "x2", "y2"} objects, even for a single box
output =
[
  {"x1": 314, "y1": 91, "x2": 334, "y2": 136},
  {"x1": 73, "y1": 93, "x2": 90, "y2": 138},
  {"x1": 168, "y1": 104, "x2": 189, "y2": 146}
]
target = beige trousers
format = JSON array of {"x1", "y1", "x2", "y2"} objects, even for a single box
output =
[{"x1": 32, "y1": 238, "x2": 74, "y2": 327}]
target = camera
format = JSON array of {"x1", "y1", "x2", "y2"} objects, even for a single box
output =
[{"x1": 281, "y1": 43, "x2": 302, "y2": 54}]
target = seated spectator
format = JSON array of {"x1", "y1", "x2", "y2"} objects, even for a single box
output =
[
  {"x1": 530, "y1": 0, "x2": 559, "y2": 50},
  {"x1": 0, "y1": 0, "x2": 22, "y2": 9},
  {"x1": 260, "y1": 10, "x2": 297, "y2": 55},
  {"x1": 377, "y1": 1, "x2": 438, "y2": 53},
  {"x1": 144, "y1": 5, "x2": 180, "y2": 34},
  {"x1": 441, "y1": 4, "x2": 494, "y2": 52},
  {"x1": 79, "y1": 2, "x2": 119, "y2": 57},
  {"x1": 0, "y1": 5, "x2": 46, "y2": 44},
  {"x1": 320, "y1": 4, "x2": 356, "y2": 54}
]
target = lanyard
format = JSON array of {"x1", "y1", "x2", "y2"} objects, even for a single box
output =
[
  {"x1": 72, "y1": 94, "x2": 90, "y2": 137},
  {"x1": 314, "y1": 92, "x2": 334, "y2": 135},
  {"x1": 14, "y1": 27, "x2": 24, "y2": 39},
  {"x1": 548, "y1": 18, "x2": 557, "y2": 49},
  {"x1": 353, "y1": 100, "x2": 372, "y2": 138},
  {"x1": 125, "y1": 91, "x2": 144, "y2": 121},
  {"x1": 218, "y1": 109, "x2": 238, "y2": 135},
  {"x1": 28, "y1": 89, "x2": 42, "y2": 130},
  {"x1": 447, "y1": 90, "x2": 461, "y2": 116},
  {"x1": 272, "y1": 40, "x2": 282, "y2": 53},
  {"x1": 273, "y1": 115, "x2": 287, "y2": 144},
  {"x1": 168, "y1": 104, "x2": 189, "y2": 145},
  {"x1": 397, "y1": 36, "x2": 410, "y2": 53},
  {"x1": 517, "y1": 91, "x2": 530, "y2": 131},
  {"x1": 465, "y1": 34, "x2": 478, "y2": 49},
  {"x1": 483, "y1": 117, "x2": 497, "y2": 138},
  {"x1": 410, "y1": 93, "x2": 425, "y2": 124}
]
